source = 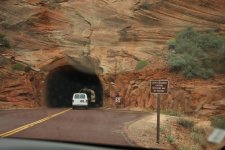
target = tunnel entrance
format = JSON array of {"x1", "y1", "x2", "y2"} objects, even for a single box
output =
[{"x1": 45, "y1": 65, "x2": 103, "y2": 108}]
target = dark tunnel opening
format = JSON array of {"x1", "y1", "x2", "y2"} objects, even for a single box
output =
[{"x1": 45, "y1": 65, "x2": 103, "y2": 108}]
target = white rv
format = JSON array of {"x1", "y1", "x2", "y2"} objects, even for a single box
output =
[{"x1": 72, "y1": 93, "x2": 88, "y2": 109}]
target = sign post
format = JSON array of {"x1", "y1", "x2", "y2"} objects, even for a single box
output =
[
  {"x1": 156, "y1": 94, "x2": 160, "y2": 144},
  {"x1": 150, "y1": 80, "x2": 169, "y2": 144}
]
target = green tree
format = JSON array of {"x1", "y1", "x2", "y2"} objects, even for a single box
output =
[{"x1": 168, "y1": 27, "x2": 225, "y2": 79}]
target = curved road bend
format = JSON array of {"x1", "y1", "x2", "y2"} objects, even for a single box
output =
[{"x1": 0, "y1": 108, "x2": 149, "y2": 146}]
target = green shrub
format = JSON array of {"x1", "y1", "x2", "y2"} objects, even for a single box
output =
[
  {"x1": 135, "y1": 60, "x2": 149, "y2": 70},
  {"x1": 211, "y1": 115, "x2": 225, "y2": 129},
  {"x1": 0, "y1": 34, "x2": 10, "y2": 52},
  {"x1": 24, "y1": 65, "x2": 32, "y2": 72},
  {"x1": 139, "y1": 1, "x2": 150, "y2": 9},
  {"x1": 161, "y1": 110, "x2": 181, "y2": 116},
  {"x1": 119, "y1": 28, "x2": 128, "y2": 41},
  {"x1": 167, "y1": 111, "x2": 181, "y2": 116},
  {"x1": 168, "y1": 27, "x2": 225, "y2": 79},
  {"x1": 12, "y1": 63, "x2": 24, "y2": 71},
  {"x1": 119, "y1": 27, "x2": 138, "y2": 41},
  {"x1": 197, "y1": 32, "x2": 224, "y2": 50},
  {"x1": 160, "y1": 126, "x2": 166, "y2": 132},
  {"x1": 191, "y1": 132, "x2": 206, "y2": 149},
  {"x1": 177, "y1": 118, "x2": 194, "y2": 129},
  {"x1": 192, "y1": 126, "x2": 206, "y2": 135},
  {"x1": 0, "y1": 57, "x2": 10, "y2": 65},
  {"x1": 168, "y1": 38, "x2": 176, "y2": 49},
  {"x1": 165, "y1": 134, "x2": 175, "y2": 143}
]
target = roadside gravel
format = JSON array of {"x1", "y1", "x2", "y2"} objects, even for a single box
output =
[
  {"x1": 124, "y1": 113, "x2": 224, "y2": 150},
  {"x1": 124, "y1": 113, "x2": 174, "y2": 149}
]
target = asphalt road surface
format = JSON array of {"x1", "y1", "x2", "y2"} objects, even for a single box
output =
[{"x1": 0, "y1": 108, "x2": 148, "y2": 146}]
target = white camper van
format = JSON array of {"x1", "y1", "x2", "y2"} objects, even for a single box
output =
[{"x1": 72, "y1": 93, "x2": 88, "y2": 109}]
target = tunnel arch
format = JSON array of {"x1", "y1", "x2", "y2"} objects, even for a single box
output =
[{"x1": 45, "y1": 65, "x2": 103, "y2": 108}]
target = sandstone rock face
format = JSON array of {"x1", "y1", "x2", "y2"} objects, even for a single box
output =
[
  {"x1": 0, "y1": 0, "x2": 225, "y2": 115},
  {"x1": 103, "y1": 69, "x2": 225, "y2": 116},
  {"x1": 0, "y1": 57, "x2": 43, "y2": 109},
  {"x1": 0, "y1": 0, "x2": 225, "y2": 73}
]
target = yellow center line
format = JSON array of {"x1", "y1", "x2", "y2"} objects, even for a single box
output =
[{"x1": 0, "y1": 108, "x2": 72, "y2": 138}]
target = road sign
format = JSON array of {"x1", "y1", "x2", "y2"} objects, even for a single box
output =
[
  {"x1": 115, "y1": 96, "x2": 121, "y2": 103},
  {"x1": 150, "y1": 80, "x2": 169, "y2": 94},
  {"x1": 150, "y1": 80, "x2": 169, "y2": 144},
  {"x1": 208, "y1": 128, "x2": 225, "y2": 144}
]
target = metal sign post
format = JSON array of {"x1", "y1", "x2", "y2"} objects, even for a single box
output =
[
  {"x1": 150, "y1": 80, "x2": 169, "y2": 144},
  {"x1": 157, "y1": 94, "x2": 160, "y2": 144}
]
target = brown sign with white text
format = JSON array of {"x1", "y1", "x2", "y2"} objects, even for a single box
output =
[{"x1": 150, "y1": 80, "x2": 169, "y2": 94}]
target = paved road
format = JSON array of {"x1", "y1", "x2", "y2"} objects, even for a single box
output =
[{"x1": 0, "y1": 108, "x2": 148, "y2": 146}]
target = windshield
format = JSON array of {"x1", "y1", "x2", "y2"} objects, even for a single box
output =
[
  {"x1": 79, "y1": 94, "x2": 86, "y2": 99},
  {"x1": 74, "y1": 94, "x2": 80, "y2": 99},
  {"x1": 0, "y1": 0, "x2": 225, "y2": 150}
]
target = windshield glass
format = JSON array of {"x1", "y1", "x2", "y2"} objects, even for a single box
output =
[
  {"x1": 0, "y1": 0, "x2": 225, "y2": 150},
  {"x1": 74, "y1": 94, "x2": 79, "y2": 99},
  {"x1": 80, "y1": 94, "x2": 86, "y2": 99}
]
